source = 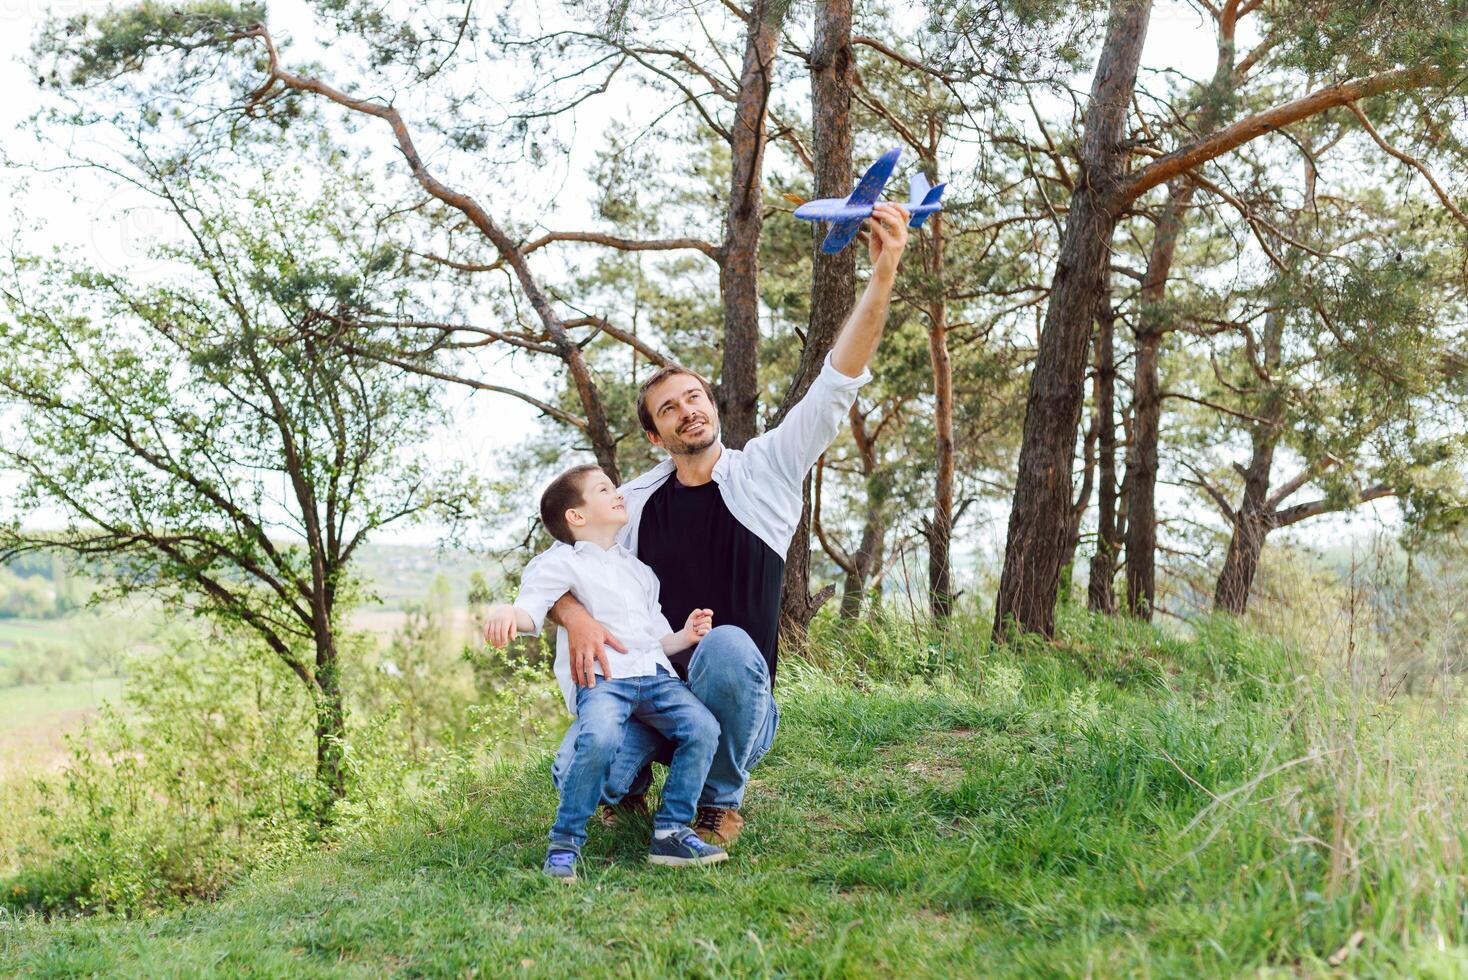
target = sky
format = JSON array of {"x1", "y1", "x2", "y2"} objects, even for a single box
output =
[{"x1": 0, "y1": 0, "x2": 1399, "y2": 575}]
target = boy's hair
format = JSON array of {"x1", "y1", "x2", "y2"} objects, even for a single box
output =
[
  {"x1": 636, "y1": 365, "x2": 716, "y2": 435},
  {"x1": 540, "y1": 464, "x2": 604, "y2": 545}
]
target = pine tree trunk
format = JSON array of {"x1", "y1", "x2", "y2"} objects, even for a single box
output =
[
  {"x1": 1122, "y1": 184, "x2": 1198, "y2": 620},
  {"x1": 780, "y1": 473, "x2": 835, "y2": 647},
  {"x1": 718, "y1": 0, "x2": 783, "y2": 449},
  {"x1": 840, "y1": 411, "x2": 885, "y2": 619},
  {"x1": 840, "y1": 510, "x2": 884, "y2": 618},
  {"x1": 776, "y1": 0, "x2": 852, "y2": 642},
  {"x1": 1124, "y1": 326, "x2": 1161, "y2": 618},
  {"x1": 926, "y1": 213, "x2": 955, "y2": 621},
  {"x1": 1087, "y1": 289, "x2": 1118, "y2": 613},
  {"x1": 1212, "y1": 498, "x2": 1274, "y2": 614},
  {"x1": 1120, "y1": 12, "x2": 1244, "y2": 617},
  {"x1": 1060, "y1": 407, "x2": 1099, "y2": 601},
  {"x1": 1214, "y1": 309, "x2": 1285, "y2": 614},
  {"x1": 993, "y1": 0, "x2": 1153, "y2": 640},
  {"x1": 1212, "y1": 433, "x2": 1277, "y2": 615}
]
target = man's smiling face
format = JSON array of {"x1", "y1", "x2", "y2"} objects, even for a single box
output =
[{"x1": 644, "y1": 372, "x2": 720, "y2": 455}]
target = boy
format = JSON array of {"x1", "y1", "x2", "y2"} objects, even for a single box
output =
[{"x1": 484, "y1": 463, "x2": 727, "y2": 881}]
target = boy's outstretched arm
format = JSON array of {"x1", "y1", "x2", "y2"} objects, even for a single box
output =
[{"x1": 484, "y1": 603, "x2": 535, "y2": 647}]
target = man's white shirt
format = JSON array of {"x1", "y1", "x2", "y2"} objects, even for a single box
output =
[
  {"x1": 616, "y1": 352, "x2": 871, "y2": 560},
  {"x1": 515, "y1": 539, "x2": 678, "y2": 716}
]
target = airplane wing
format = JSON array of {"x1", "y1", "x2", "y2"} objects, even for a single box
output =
[
  {"x1": 845, "y1": 147, "x2": 903, "y2": 208},
  {"x1": 821, "y1": 219, "x2": 864, "y2": 254}
]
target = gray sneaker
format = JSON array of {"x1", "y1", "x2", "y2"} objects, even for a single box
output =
[
  {"x1": 647, "y1": 829, "x2": 728, "y2": 867},
  {"x1": 542, "y1": 847, "x2": 579, "y2": 881}
]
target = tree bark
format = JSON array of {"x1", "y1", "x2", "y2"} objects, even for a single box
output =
[
  {"x1": 1060, "y1": 405, "x2": 1099, "y2": 599},
  {"x1": 780, "y1": 472, "x2": 836, "y2": 647},
  {"x1": 925, "y1": 210, "x2": 955, "y2": 621},
  {"x1": 992, "y1": 0, "x2": 1153, "y2": 640},
  {"x1": 841, "y1": 512, "x2": 884, "y2": 617},
  {"x1": 839, "y1": 405, "x2": 886, "y2": 618},
  {"x1": 777, "y1": 0, "x2": 852, "y2": 641},
  {"x1": 1213, "y1": 307, "x2": 1284, "y2": 615},
  {"x1": 1211, "y1": 456, "x2": 1276, "y2": 614},
  {"x1": 1087, "y1": 288, "x2": 1119, "y2": 613},
  {"x1": 719, "y1": 0, "x2": 784, "y2": 450},
  {"x1": 1123, "y1": 179, "x2": 1196, "y2": 618}
]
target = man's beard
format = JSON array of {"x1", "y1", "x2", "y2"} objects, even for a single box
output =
[{"x1": 666, "y1": 417, "x2": 719, "y2": 455}]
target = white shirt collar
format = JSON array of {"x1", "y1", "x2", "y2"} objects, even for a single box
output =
[{"x1": 571, "y1": 538, "x2": 632, "y2": 559}]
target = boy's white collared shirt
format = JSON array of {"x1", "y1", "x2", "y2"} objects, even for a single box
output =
[
  {"x1": 615, "y1": 352, "x2": 872, "y2": 561},
  {"x1": 514, "y1": 539, "x2": 678, "y2": 716}
]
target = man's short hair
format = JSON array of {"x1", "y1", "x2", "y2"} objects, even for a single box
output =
[
  {"x1": 636, "y1": 365, "x2": 716, "y2": 435},
  {"x1": 540, "y1": 464, "x2": 603, "y2": 545}
]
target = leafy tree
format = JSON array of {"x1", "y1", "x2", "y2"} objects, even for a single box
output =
[
  {"x1": 994, "y1": 0, "x2": 1468, "y2": 638},
  {"x1": 0, "y1": 165, "x2": 476, "y2": 808}
]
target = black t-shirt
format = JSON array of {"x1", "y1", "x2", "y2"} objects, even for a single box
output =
[{"x1": 637, "y1": 474, "x2": 785, "y2": 682}]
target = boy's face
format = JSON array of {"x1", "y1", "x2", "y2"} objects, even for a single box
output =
[{"x1": 567, "y1": 470, "x2": 627, "y2": 536}]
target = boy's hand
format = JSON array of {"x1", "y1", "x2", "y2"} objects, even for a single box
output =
[
  {"x1": 484, "y1": 604, "x2": 519, "y2": 648},
  {"x1": 682, "y1": 608, "x2": 713, "y2": 644}
]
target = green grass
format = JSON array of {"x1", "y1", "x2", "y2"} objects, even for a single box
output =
[{"x1": 2, "y1": 612, "x2": 1466, "y2": 977}]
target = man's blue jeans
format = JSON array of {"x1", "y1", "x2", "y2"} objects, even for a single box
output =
[
  {"x1": 549, "y1": 667, "x2": 718, "y2": 852},
  {"x1": 552, "y1": 625, "x2": 777, "y2": 812}
]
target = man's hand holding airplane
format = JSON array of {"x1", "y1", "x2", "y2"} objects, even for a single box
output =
[{"x1": 866, "y1": 203, "x2": 911, "y2": 281}]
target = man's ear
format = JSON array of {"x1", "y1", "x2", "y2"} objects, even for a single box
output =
[{"x1": 646, "y1": 428, "x2": 664, "y2": 450}]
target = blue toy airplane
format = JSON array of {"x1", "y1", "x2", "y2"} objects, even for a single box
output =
[{"x1": 790, "y1": 147, "x2": 946, "y2": 254}]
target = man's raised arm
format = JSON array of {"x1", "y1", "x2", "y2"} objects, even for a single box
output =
[
  {"x1": 745, "y1": 204, "x2": 910, "y2": 491},
  {"x1": 829, "y1": 203, "x2": 910, "y2": 378}
]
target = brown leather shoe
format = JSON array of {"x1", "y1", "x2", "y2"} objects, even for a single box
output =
[
  {"x1": 693, "y1": 806, "x2": 744, "y2": 846},
  {"x1": 598, "y1": 793, "x2": 649, "y2": 829}
]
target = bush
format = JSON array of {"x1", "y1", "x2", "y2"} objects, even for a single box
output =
[
  {"x1": 2, "y1": 607, "x2": 568, "y2": 917},
  {"x1": 3, "y1": 629, "x2": 318, "y2": 916}
]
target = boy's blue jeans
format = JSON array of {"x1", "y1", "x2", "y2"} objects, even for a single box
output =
[
  {"x1": 549, "y1": 666, "x2": 718, "y2": 852},
  {"x1": 553, "y1": 625, "x2": 777, "y2": 813}
]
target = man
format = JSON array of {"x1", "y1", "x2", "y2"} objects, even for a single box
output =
[{"x1": 537, "y1": 202, "x2": 911, "y2": 846}]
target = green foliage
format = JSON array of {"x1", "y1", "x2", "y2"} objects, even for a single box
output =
[
  {"x1": 354, "y1": 575, "x2": 485, "y2": 758},
  {"x1": 0, "y1": 159, "x2": 484, "y2": 802},
  {"x1": 3, "y1": 629, "x2": 317, "y2": 916},
  {"x1": 1273, "y1": 0, "x2": 1468, "y2": 77},
  {"x1": 0, "y1": 598, "x2": 564, "y2": 918},
  {"x1": 35, "y1": 0, "x2": 265, "y2": 88}
]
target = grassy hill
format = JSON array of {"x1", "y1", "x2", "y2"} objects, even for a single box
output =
[{"x1": 2, "y1": 612, "x2": 1464, "y2": 977}]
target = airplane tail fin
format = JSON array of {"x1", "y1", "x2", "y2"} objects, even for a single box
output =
[
  {"x1": 908, "y1": 175, "x2": 946, "y2": 228},
  {"x1": 908, "y1": 173, "x2": 931, "y2": 204}
]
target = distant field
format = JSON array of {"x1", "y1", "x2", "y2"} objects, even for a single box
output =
[
  {"x1": 0, "y1": 617, "x2": 86, "y2": 656},
  {"x1": 0, "y1": 678, "x2": 125, "y2": 735},
  {"x1": 351, "y1": 606, "x2": 477, "y2": 644},
  {"x1": 0, "y1": 677, "x2": 125, "y2": 773},
  {"x1": 352, "y1": 543, "x2": 495, "y2": 609}
]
